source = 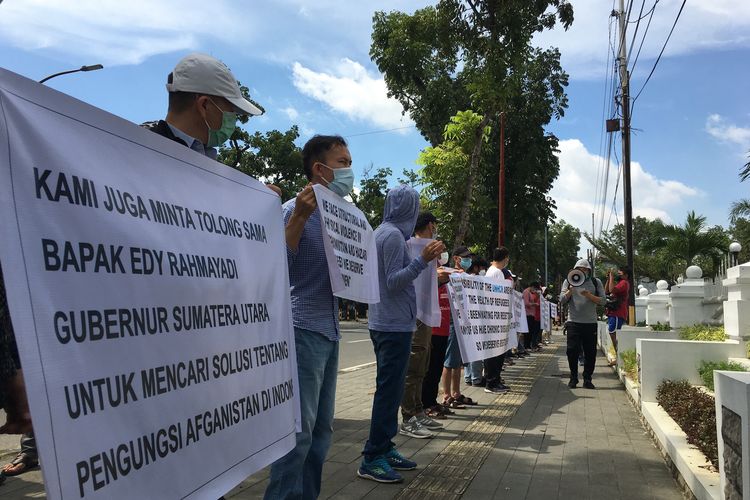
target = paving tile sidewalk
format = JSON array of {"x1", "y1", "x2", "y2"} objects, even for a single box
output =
[{"x1": 0, "y1": 334, "x2": 685, "y2": 499}]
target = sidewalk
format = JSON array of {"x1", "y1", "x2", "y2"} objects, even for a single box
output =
[{"x1": 0, "y1": 334, "x2": 685, "y2": 499}]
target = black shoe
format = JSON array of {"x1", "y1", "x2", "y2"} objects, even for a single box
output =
[
  {"x1": 583, "y1": 380, "x2": 596, "y2": 389},
  {"x1": 475, "y1": 378, "x2": 486, "y2": 387},
  {"x1": 568, "y1": 378, "x2": 578, "y2": 388},
  {"x1": 485, "y1": 384, "x2": 510, "y2": 394}
]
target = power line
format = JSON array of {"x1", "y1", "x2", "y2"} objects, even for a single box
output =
[
  {"x1": 629, "y1": 0, "x2": 658, "y2": 77},
  {"x1": 632, "y1": 0, "x2": 686, "y2": 104},
  {"x1": 626, "y1": 0, "x2": 647, "y2": 64},
  {"x1": 344, "y1": 124, "x2": 416, "y2": 138}
]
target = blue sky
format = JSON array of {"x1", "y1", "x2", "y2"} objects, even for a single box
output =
[{"x1": 1, "y1": 0, "x2": 749, "y2": 248}]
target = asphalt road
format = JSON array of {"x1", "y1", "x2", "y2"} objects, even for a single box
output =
[{"x1": 338, "y1": 320, "x2": 376, "y2": 370}]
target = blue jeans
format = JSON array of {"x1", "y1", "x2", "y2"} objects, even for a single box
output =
[
  {"x1": 265, "y1": 328, "x2": 339, "y2": 500},
  {"x1": 363, "y1": 330, "x2": 412, "y2": 460},
  {"x1": 464, "y1": 361, "x2": 483, "y2": 384}
]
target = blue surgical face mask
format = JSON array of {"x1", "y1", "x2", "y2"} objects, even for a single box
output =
[
  {"x1": 319, "y1": 163, "x2": 354, "y2": 198},
  {"x1": 460, "y1": 258, "x2": 472, "y2": 271}
]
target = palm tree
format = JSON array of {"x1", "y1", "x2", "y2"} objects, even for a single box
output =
[
  {"x1": 730, "y1": 199, "x2": 750, "y2": 224},
  {"x1": 740, "y1": 150, "x2": 750, "y2": 182},
  {"x1": 729, "y1": 150, "x2": 750, "y2": 224},
  {"x1": 663, "y1": 211, "x2": 727, "y2": 268}
]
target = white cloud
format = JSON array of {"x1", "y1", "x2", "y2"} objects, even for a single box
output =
[
  {"x1": 550, "y1": 139, "x2": 701, "y2": 240},
  {"x1": 282, "y1": 106, "x2": 299, "y2": 121},
  {"x1": 291, "y1": 59, "x2": 413, "y2": 130},
  {"x1": 705, "y1": 114, "x2": 750, "y2": 148},
  {"x1": 536, "y1": 0, "x2": 750, "y2": 80},
  {"x1": 0, "y1": 0, "x2": 250, "y2": 65}
]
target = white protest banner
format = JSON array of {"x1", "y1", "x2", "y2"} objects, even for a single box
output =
[
  {"x1": 447, "y1": 274, "x2": 513, "y2": 362},
  {"x1": 312, "y1": 184, "x2": 379, "y2": 303},
  {"x1": 512, "y1": 290, "x2": 530, "y2": 335},
  {"x1": 406, "y1": 238, "x2": 441, "y2": 327},
  {"x1": 550, "y1": 303, "x2": 558, "y2": 323},
  {"x1": 540, "y1": 297, "x2": 551, "y2": 332},
  {"x1": 0, "y1": 69, "x2": 299, "y2": 499}
]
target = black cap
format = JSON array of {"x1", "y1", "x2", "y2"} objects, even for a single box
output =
[
  {"x1": 453, "y1": 245, "x2": 470, "y2": 257},
  {"x1": 415, "y1": 211, "x2": 438, "y2": 231}
]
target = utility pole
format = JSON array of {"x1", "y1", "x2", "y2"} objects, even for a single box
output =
[
  {"x1": 544, "y1": 223, "x2": 548, "y2": 286},
  {"x1": 617, "y1": 0, "x2": 636, "y2": 325},
  {"x1": 498, "y1": 112, "x2": 506, "y2": 247}
]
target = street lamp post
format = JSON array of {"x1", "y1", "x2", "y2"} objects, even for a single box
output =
[
  {"x1": 729, "y1": 242, "x2": 742, "y2": 268},
  {"x1": 39, "y1": 64, "x2": 103, "y2": 84}
]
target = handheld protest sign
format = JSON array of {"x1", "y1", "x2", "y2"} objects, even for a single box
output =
[
  {"x1": 0, "y1": 68, "x2": 298, "y2": 500},
  {"x1": 447, "y1": 273, "x2": 513, "y2": 362},
  {"x1": 312, "y1": 185, "x2": 379, "y2": 304}
]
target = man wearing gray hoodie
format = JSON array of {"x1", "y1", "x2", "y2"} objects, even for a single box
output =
[{"x1": 357, "y1": 186, "x2": 444, "y2": 483}]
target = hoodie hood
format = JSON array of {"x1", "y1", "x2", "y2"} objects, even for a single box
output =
[{"x1": 382, "y1": 185, "x2": 420, "y2": 239}]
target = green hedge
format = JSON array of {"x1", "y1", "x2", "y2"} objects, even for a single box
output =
[
  {"x1": 656, "y1": 380, "x2": 718, "y2": 468},
  {"x1": 698, "y1": 361, "x2": 748, "y2": 391},
  {"x1": 679, "y1": 325, "x2": 726, "y2": 341},
  {"x1": 650, "y1": 322, "x2": 671, "y2": 331}
]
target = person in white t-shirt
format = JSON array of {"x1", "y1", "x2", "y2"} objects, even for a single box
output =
[{"x1": 482, "y1": 247, "x2": 513, "y2": 393}]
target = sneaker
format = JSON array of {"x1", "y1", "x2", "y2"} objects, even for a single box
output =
[
  {"x1": 464, "y1": 379, "x2": 472, "y2": 386},
  {"x1": 485, "y1": 384, "x2": 510, "y2": 394},
  {"x1": 416, "y1": 413, "x2": 444, "y2": 430},
  {"x1": 399, "y1": 416, "x2": 434, "y2": 439},
  {"x1": 358, "y1": 456, "x2": 403, "y2": 483},
  {"x1": 384, "y1": 447, "x2": 417, "y2": 470},
  {"x1": 583, "y1": 380, "x2": 596, "y2": 389},
  {"x1": 568, "y1": 378, "x2": 579, "y2": 388}
]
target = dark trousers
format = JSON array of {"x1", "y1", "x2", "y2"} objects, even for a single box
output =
[
  {"x1": 422, "y1": 335, "x2": 448, "y2": 410},
  {"x1": 21, "y1": 431, "x2": 36, "y2": 459},
  {"x1": 565, "y1": 322, "x2": 598, "y2": 381},
  {"x1": 363, "y1": 330, "x2": 412, "y2": 460},
  {"x1": 483, "y1": 352, "x2": 505, "y2": 387},
  {"x1": 526, "y1": 317, "x2": 541, "y2": 348}
]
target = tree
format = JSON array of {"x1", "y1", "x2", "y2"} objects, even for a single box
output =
[
  {"x1": 352, "y1": 165, "x2": 392, "y2": 227},
  {"x1": 588, "y1": 213, "x2": 728, "y2": 282},
  {"x1": 218, "y1": 126, "x2": 307, "y2": 201},
  {"x1": 547, "y1": 220, "x2": 581, "y2": 285},
  {"x1": 418, "y1": 110, "x2": 494, "y2": 248},
  {"x1": 370, "y1": 0, "x2": 573, "y2": 258}
]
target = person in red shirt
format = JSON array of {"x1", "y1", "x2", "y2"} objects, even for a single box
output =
[
  {"x1": 605, "y1": 266, "x2": 631, "y2": 362},
  {"x1": 522, "y1": 282, "x2": 542, "y2": 351}
]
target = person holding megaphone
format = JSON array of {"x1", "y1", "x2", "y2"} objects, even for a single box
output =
[{"x1": 559, "y1": 259, "x2": 605, "y2": 389}]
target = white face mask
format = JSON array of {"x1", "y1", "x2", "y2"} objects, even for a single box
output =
[
  {"x1": 438, "y1": 252, "x2": 449, "y2": 266},
  {"x1": 479, "y1": 270, "x2": 486, "y2": 276}
]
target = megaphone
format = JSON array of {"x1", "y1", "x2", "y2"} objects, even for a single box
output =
[{"x1": 567, "y1": 269, "x2": 586, "y2": 287}]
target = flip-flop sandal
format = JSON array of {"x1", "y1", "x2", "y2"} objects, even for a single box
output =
[
  {"x1": 1, "y1": 452, "x2": 39, "y2": 477},
  {"x1": 456, "y1": 394, "x2": 478, "y2": 406},
  {"x1": 443, "y1": 396, "x2": 465, "y2": 409}
]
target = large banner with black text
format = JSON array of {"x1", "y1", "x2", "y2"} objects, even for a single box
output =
[
  {"x1": 447, "y1": 273, "x2": 513, "y2": 362},
  {"x1": 0, "y1": 68, "x2": 299, "y2": 499}
]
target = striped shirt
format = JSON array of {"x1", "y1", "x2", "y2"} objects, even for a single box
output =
[{"x1": 282, "y1": 197, "x2": 340, "y2": 342}]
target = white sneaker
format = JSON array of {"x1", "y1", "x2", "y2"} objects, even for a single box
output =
[
  {"x1": 416, "y1": 414, "x2": 443, "y2": 430},
  {"x1": 399, "y1": 416, "x2": 434, "y2": 439}
]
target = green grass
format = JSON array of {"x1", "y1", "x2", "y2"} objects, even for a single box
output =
[
  {"x1": 698, "y1": 360, "x2": 748, "y2": 391},
  {"x1": 620, "y1": 349, "x2": 638, "y2": 382},
  {"x1": 650, "y1": 322, "x2": 671, "y2": 331},
  {"x1": 679, "y1": 325, "x2": 726, "y2": 342}
]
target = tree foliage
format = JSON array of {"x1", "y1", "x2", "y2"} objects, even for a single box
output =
[
  {"x1": 351, "y1": 165, "x2": 392, "y2": 228},
  {"x1": 370, "y1": 0, "x2": 573, "y2": 262},
  {"x1": 587, "y1": 213, "x2": 729, "y2": 282}
]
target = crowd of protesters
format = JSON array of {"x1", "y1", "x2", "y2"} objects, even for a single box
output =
[{"x1": 0, "y1": 52, "x2": 631, "y2": 498}]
